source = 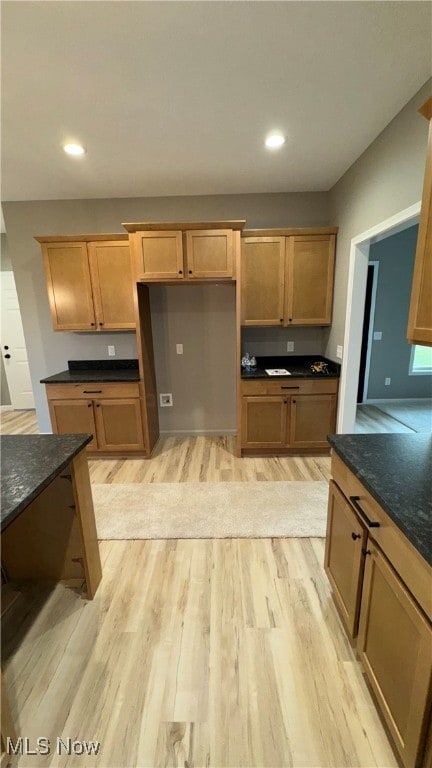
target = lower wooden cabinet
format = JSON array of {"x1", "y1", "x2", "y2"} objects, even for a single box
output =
[
  {"x1": 325, "y1": 454, "x2": 432, "y2": 768},
  {"x1": 324, "y1": 480, "x2": 367, "y2": 637},
  {"x1": 46, "y1": 382, "x2": 146, "y2": 455},
  {"x1": 240, "y1": 383, "x2": 337, "y2": 452},
  {"x1": 358, "y1": 545, "x2": 432, "y2": 768},
  {"x1": 93, "y1": 398, "x2": 144, "y2": 451}
]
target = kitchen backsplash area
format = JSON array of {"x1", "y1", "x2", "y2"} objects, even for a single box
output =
[{"x1": 241, "y1": 326, "x2": 327, "y2": 358}]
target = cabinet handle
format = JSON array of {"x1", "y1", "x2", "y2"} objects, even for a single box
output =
[
  {"x1": 349, "y1": 496, "x2": 380, "y2": 528},
  {"x1": 351, "y1": 532, "x2": 361, "y2": 541},
  {"x1": 281, "y1": 386, "x2": 299, "y2": 389},
  {"x1": 83, "y1": 390, "x2": 102, "y2": 394},
  {"x1": 362, "y1": 548, "x2": 372, "y2": 557}
]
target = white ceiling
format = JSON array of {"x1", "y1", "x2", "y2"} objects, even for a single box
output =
[{"x1": 1, "y1": 1, "x2": 431, "y2": 201}]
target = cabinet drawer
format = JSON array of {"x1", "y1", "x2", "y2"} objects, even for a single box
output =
[
  {"x1": 45, "y1": 382, "x2": 140, "y2": 400},
  {"x1": 241, "y1": 378, "x2": 338, "y2": 396},
  {"x1": 331, "y1": 452, "x2": 432, "y2": 621}
]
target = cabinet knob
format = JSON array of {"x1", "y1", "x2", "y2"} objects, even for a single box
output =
[
  {"x1": 280, "y1": 319, "x2": 283, "y2": 323},
  {"x1": 362, "y1": 548, "x2": 372, "y2": 557},
  {"x1": 99, "y1": 321, "x2": 104, "y2": 326},
  {"x1": 90, "y1": 322, "x2": 95, "y2": 326},
  {"x1": 289, "y1": 318, "x2": 292, "y2": 322},
  {"x1": 96, "y1": 403, "x2": 100, "y2": 408},
  {"x1": 284, "y1": 400, "x2": 287, "y2": 404},
  {"x1": 292, "y1": 399, "x2": 296, "y2": 404},
  {"x1": 4, "y1": 345, "x2": 9, "y2": 350},
  {"x1": 189, "y1": 270, "x2": 192, "y2": 275},
  {"x1": 4, "y1": 353, "x2": 11, "y2": 359},
  {"x1": 87, "y1": 403, "x2": 92, "y2": 408},
  {"x1": 179, "y1": 270, "x2": 183, "y2": 275},
  {"x1": 351, "y1": 532, "x2": 361, "y2": 540}
]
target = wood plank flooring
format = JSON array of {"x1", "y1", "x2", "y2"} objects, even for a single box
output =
[
  {"x1": 355, "y1": 404, "x2": 415, "y2": 434},
  {"x1": 2, "y1": 539, "x2": 398, "y2": 768},
  {"x1": 0, "y1": 411, "x2": 331, "y2": 483},
  {"x1": 1, "y1": 407, "x2": 398, "y2": 766}
]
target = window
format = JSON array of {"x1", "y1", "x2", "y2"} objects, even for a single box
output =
[{"x1": 409, "y1": 345, "x2": 432, "y2": 375}]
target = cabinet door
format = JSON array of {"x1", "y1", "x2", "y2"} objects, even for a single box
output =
[
  {"x1": 241, "y1": 237, "x2": 285, "y2": 325},
  {"x1": 358, "y1": 545, "x2": 432, "y2": 768},
  {"x1": 286, "y1": 235, "x2": 335, "y2": 325},
  {"x1": 42, "y1": 243, "x2": 96, "y2": 331},
  {"x1": 94, "y1": 398, "x2": 145, "y2": 451},
  {"x1": 324, "y1": 481, "x2": 367, "y2": 637},
  {"x1": 48, "y1": 399, "x2": 97, "y2": 450},
  {"x1": 185, "y1": 230, "x2": 233, "y2": 278},
  {"x1": 132, "y1": 231, "x2": 184, "y2": 280},
  {"x1": 241, "y1": 396, "x2": 287, "y2": 448},
  {"x1": 407, "y1": 118, "x2": 432, "y2": 346},
  {"x1": 289, "y1": 394, "x2": 336, "y2": 448},
  {"x1": 88, "y1": 241, "x2": 135, "y2": 330}
]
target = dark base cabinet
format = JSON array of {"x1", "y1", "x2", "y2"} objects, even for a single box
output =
[{"x1": 325, "y1": 453, "x2": 432, "y2": 768}]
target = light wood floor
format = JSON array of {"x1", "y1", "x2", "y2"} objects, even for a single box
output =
[
  {"x1": 2, "y1": 538, "x2": 398, "y2": 768},
  {"x1": 355, "y1": 404, "x2": 415, "y2": 434},
  {"x1": 1, "y1": 408, "x2": 397, "y2": 767},
  {"x1": 0, "y1": 410, "x2": 331, "y2": 484}
]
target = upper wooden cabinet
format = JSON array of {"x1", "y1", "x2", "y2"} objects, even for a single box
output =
[
  {"x1": 407, "y1": 99, "x2": 432, "y2": 346},
  {"x1": 241, "y1": 229, "x2": 337, "y2": 326},
  {"x1": 36, "y1": 235, "x2": 135, "y2": 332},
  {"x1": 123, "y1": 221, "x2": 245, "y2": 282}
]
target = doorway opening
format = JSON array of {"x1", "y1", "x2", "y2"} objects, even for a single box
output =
[{"x1": 337, "y1": 202, "x2": 422, "y2": 434}]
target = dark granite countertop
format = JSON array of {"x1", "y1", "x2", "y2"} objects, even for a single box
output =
[
  {"x1": 241, "y1": 355, "x2": 340, "y2": 380},
  {"x1": 1, "y1": 434, "x2": 92, "y2": 532},
  {"x1": 41, "y1": 359, "x2": 140, "y2": 384},
  {"x1": 328, "y1": 433, "x2": 432, "y2": 565}
]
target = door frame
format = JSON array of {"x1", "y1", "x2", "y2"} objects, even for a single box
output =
[
  {"x1": 360, "y1": 261, "x2": 379, "y2": 403},
  {"x1": 337, "y1": 202, "x2": 421, "y2": 433}
]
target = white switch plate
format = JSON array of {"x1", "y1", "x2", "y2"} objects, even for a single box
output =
[
  {"x1": 373, "y1": 331, "x2": 382, "y2": 341},
  {"x1": 176, "y1": 344, "x2": 183, "y2": 355},
  {"x1": 108, "y1": 345, "x2": 115, "y2": 356},
  {"x1": 385, "y1": 378, "x2": 391, "y2": 386},
  {"x1": 287, "y1": 341, "x2": 295, "y2": 352},
  {"x1": 336, "y1": 345, "x2": 343, "y2": 360},
  {"x1": 160, "y1": 393, "x2": 173, "y2": 407}
]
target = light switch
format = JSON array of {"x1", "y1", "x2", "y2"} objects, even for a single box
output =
[
  {"x1": 176, "y1": 344, "x2": 183, "y2": 355},
  {"x1": 336, "y1": 345, "x2": 343, "y2": 360},
  {"x1": 373, "y1": 331, "x2": 382, "y2": 341}
]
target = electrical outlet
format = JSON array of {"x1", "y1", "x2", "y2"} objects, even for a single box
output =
[
  {"x1": 385, "y1": 378, "x2": 391, "y2": 386},
  {"x1": 336, "y1": 345, "x2": 343, "y2": 360},
  {"x1": 108, "y1": 345, "x2": 115, "y2": 357},
  {"x1": 160, "y1": 393, "x2": 173, "y2": 407},
  {"x1": 176, "y1": 344, "x2": 183, "y2": 355},
  {"x1": 287, "y1": 341, "x2": 295, "y2": 352},
  {"x1": 373, "y1": 331, "x2": 382, "y2": 341}
]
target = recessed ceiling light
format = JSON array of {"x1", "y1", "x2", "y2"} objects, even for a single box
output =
[
  {"x1": 63, "y1": 143, "x2": 86, "y2": 156},
  {"x1": 265, "y1": 133, "x2": 285, "y2": 149}
]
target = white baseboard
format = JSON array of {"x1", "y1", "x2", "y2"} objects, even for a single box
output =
[
  {"x1": 363, "y1": 397, "x2": 432, "y2": 405},
  {"x1": 160, "y1": 429, "x2": 237, "y2": 437},
  {"x1": 0, "y1": 405, "x2": 13, "y2": 411}
]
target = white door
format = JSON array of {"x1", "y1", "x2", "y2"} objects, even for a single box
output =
[{"x1": 1, "y1": 271, "x2": 35, "y2": 409}]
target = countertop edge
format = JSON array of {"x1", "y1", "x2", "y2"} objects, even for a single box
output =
[
  {"x1": 327, "y1": 436, "x2": 430, "y2": 565},
  {"x1": 1, "y1": 435, "x2": 92, "y2": 532}
]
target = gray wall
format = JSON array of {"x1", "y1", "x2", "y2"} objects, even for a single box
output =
[
  {"x1": 2, "y1": 192, "x2": 330, "y2": 433},
  {"x1": 326, "y1": 79, "x2": 431, "y2": 363},
  {"x1": 367, "y1": 224, "x2": 431, "y2": 399},
  {"x1": 1, "y1": 234, "x2": 12, "y2": 406},
  {"x1": 242, "y1": 327, "x2": 326, "y2": 358}
]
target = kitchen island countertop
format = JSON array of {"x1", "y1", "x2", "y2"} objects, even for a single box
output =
[
  {"x1": 327, "y1": 433, "x2": 432, "y2": 565},
  {"x1": 1, "y1": 434, "x2": 92, "y2": 531}
]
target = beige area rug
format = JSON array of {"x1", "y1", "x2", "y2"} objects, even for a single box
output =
[{"x1": 91, "y1": 481, "x2": 329, "y2": 540}]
